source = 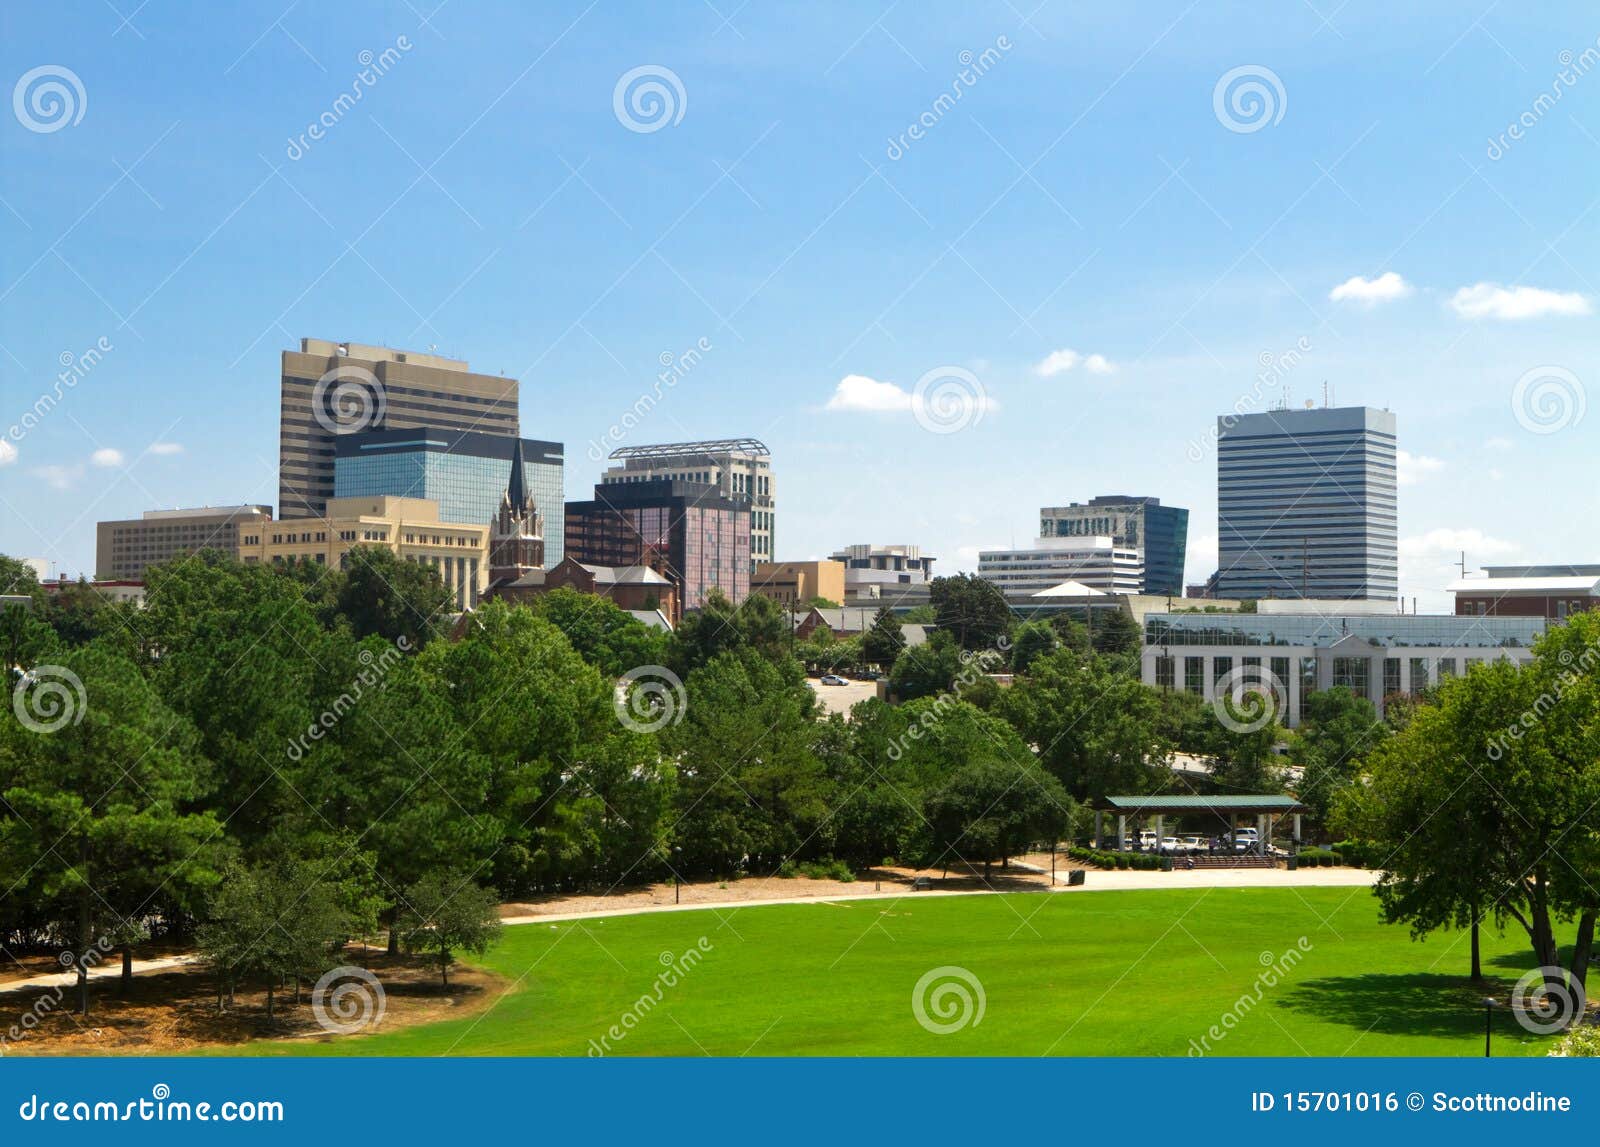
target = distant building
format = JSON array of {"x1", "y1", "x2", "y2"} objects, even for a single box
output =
[
  {"x1": 1039, "y1": 496, "x2": 1189, "y2": 597},
  {"x1": 279, "y1": 338, "x2": 519, "y2": 520},
  {"x1": 96, "y1": 505, "x2": 273, "y2": 580},
  {"x1": 793, "y1": 605, "x2": 929, "y2": 648},
  {"x1": 39, "y1": 579, "x2": 147, "y2": 606},
  {"x1": 751, "y1": 560, "x2": 845, "y2": 608},
  {"x1": 565, "y1": 479, "x2": 750, "y2": 615},
  {"x1": 334, "y1": 428, "x2": 563, "y2": 565},
  {"x1": 603, "y1": 439, "x2": 773, "y2": 569},
  {"x1": 1450, "y1": 564, "x2": 1600, "y2": 620},
  {"x1": 491, "y1": 556, "x2": 678, "y2": 622},
  {"x1": 1141, "y1": 610, "x2": 1542, "y2": 727},
  {"x1": 1215, "y1": 405, "x2": 1397, "y2": 602},
  {"x1": 828, "y1": 544, "x2": 936, "y2": 596},
  {"x1": 238, "y1": 495, "x2": 489, "y2": 611},
  {"x1": 978, "y1": 536, "x2": 1143, "y2": 596}
]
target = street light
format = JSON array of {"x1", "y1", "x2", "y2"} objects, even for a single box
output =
[
  {"x1": 1482, "y1": 997, "x2": 1497, "y2": 1058},
  {"x1": 674, "y1": 845, "x2": 683, "y2": 905}
]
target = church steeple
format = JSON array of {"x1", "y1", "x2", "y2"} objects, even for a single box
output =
[{"x1": 489, "y1": 441, "x2": 545, "y2": 584}]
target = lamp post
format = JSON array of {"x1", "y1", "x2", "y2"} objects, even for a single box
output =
[
  {"x1": 674, "y1": 845, "x2": 683, "y2": 905},
  {"x1": 1482, "y1": 997, "x2": 1497, "y2": 1058}
]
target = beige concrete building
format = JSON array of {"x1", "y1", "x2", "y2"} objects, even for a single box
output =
[
  {"x1": 752, "y1": 560, "x2": 845, "y2": 607},
  {"x1": 238, "y1": 495, "x2": 489, "y2": 610},
  {"x1": 280, "y1": 338, "x2": 519, "y2": 519},
  {"x1": 96, "y1": 505, "x2": 273, "y2": 580}
]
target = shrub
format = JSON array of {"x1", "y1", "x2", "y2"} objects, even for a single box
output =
[{"x1": 1549, "y1": 1025, "x2": 1600, "y2": 1057}]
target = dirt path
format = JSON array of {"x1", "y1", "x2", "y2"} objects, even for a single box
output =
[{"x1": 0, "y1": 954, "x2": 198, "y2": 996}]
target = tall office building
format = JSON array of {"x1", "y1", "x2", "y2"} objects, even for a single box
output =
[
  {"x1": 96, "y1": 505, "x2": 273, "y2": 580},
  {"x1": 601, "y1": 439, "x2": 773, "y2": 569},
  {"x1": 565, "y1": 479, "x2": 750, "y2": 617},
  {"x1": 334, "y1": 428, "x2": 564, "y2": 566},
  {"x1": 279, "y1": 339, "x2": 518, "y2": 520},
  {"x1": 1215, "y1": 405, "x2": 1397, "y2": 602},
  {"x1": 1039, "y1": 496, "x2": 1189, "y2": 597}
]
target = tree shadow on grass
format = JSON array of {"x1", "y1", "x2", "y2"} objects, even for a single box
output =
[{"x1": 1279, "y1": 972, "x2": 1541, "y2": 1046}]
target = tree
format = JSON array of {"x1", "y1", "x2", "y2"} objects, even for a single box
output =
[
  {"x1": 861, "y1": 607, "x2": 905, "y2": 668},
  {"x1": 1293, "y1": 687, "x2": 1387, "y2": 821},
  {"x1": 998, "y1": 648, "x2": 1165, "y2": 802},
  {"x1": 0, "y1": 644, "x2": 225, "y2": 1014},
  {"x1": 669, "y1": 589, "x2": 791, "y2": 675},
  {"x1": 196, "y1": 859, "x2": 350, "y2": 1017},
  {"x1": 525, "y1": 587, "x2": 670, "y2": 677},
  {"x1": 1009, "y1": 621, "x2": 1057, "y2": 674},
  {"x1": 332, "y1": 544, "x2": 453, "y2": 649},
  {"x1": 925, "y1": 758, "x2": 1076, "y2": 877},
  {"x1": 888, "y1": 631, "x2": 965, "y2": 701},
  {"x1": 929, "y1": 574, "x2": 1011, "y2": 651},
  {"x1": 1344, "y1": 622, "x2": 1600, "y2": 999},
  {"x1": 665, "y1": 649, "x2": 826, "y2": 875},
  {"x1": 398, "y1": 869, "x2": 502, "y2": 987}
]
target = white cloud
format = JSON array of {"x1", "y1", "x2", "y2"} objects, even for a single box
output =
[
  {"x1": 90, "y1": 448, "x2": 125, "y2": 467},
  {"x1": 1329, "y1": 271, "x2": 1412, "y2": 305},
  {"x1": 1034, "y1": 348, "x2": 1117, "y2": 377},
  {"x1": 824, "y1": 374, "x2": 913, "y2": 413},
  {"x1": 32, "y1": 464, "x2": 84, "y2": 490},
  {"x1": 1034, "y1": 349, "x2": 1080, "y2": 377},
  {"x1": 0, "y1": 440, "x2": 15, "y2": 467},
  {"x1": 1483, "y1": 436, "x2": 1513, "y2": 451},
  {"x1": 1396, "y1": 449, "x2": 1444, "y2": 487},
  {"x1": 1449, "y1": 282, "x2": 1591, "y2": 320},
  {"x1": 149, "y1": 442, "x2": 184, "y2": 456}
]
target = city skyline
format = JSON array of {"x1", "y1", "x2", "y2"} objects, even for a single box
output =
[{"x1": 4, "y1": 4, "x2": 1597, "y2": 610}]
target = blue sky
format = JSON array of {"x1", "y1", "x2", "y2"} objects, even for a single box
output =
[{"x1": 2, "y1": 1, "x2": 1596, "y2": 609}]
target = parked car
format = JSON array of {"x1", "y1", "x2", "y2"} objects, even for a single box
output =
[
  {"x1": 819, "y1": 674, "x2": 848, "y2": 686},
  {"x1": 1181, "y1": 834, "x2": 1205, "y2": 854},
  {"x1": 1159, "y1": 836, "x2": 1183, "y2": 854}
]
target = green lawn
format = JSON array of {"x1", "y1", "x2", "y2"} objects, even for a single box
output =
[{"x1": 247, "y1": 888, "x2": 1557, "y2": 1057}]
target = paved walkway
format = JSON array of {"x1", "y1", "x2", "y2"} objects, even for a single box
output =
[
  {"x1": 0, "y1": 954, "x2": 198, "y2": 997},
  {"x1": 503, "y1": 866, "x2": 1377, "y2": 926}
]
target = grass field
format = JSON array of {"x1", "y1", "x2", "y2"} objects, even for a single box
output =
[{"x1": 246, "y1": 888, "x2": 1558, "y2": 1057}]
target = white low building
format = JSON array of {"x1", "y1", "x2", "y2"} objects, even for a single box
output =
[
  {"x1": 1140, "y1": 610, "x2": 1545, "y2": 728},
  {"x1": 978, "y1": 536, "x2": 1143, "y2": 596}
]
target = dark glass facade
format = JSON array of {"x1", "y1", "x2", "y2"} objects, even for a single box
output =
[
  {"x1": 334, "y1": 428, "x2": 563, "y2": 566},
  {"x1": 565, "y1": 480, "x2": 750, "y2": 612},
  {"x1": 1039, "y1": 495, "x2": 1188, "y2": 597}
]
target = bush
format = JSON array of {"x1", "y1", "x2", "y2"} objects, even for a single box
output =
[
  {"x1": 794, "y1": 858, "x2": 854, "y2": 882},
  {"x1": 1549, "y1": 1025, "x2": 1600, "y2": 1057}
]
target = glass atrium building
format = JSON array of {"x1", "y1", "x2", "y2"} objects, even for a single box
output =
[{"x1": 334, "y1": 428, "x2": 564, "y2": 566}]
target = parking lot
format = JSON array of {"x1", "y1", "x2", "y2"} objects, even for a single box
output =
[{"x1": 805, "y1": 676, "x2": 879, "y2": 716}]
